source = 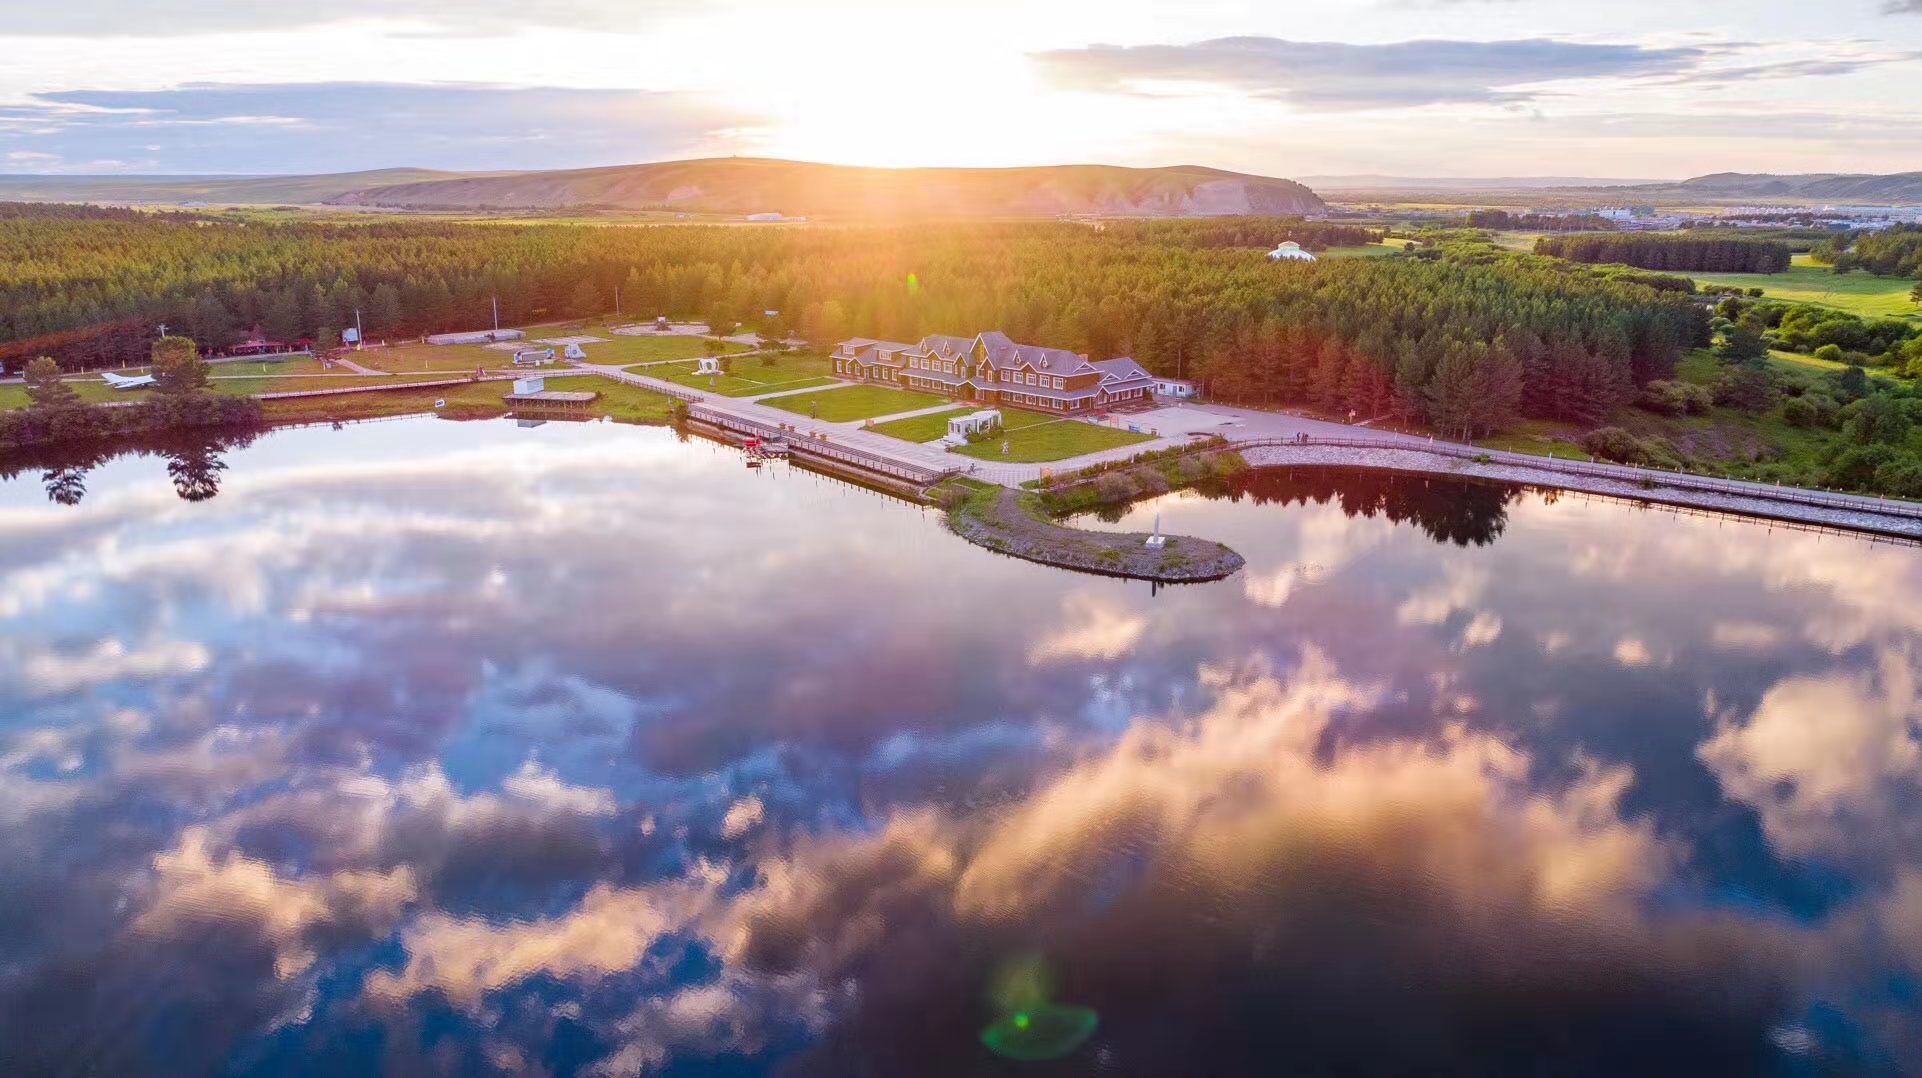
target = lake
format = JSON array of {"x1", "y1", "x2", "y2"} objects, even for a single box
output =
[{"x1": 2, "y1": 416, "x2": 1920, "y2": 1075}]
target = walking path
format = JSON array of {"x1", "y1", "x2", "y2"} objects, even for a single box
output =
[
  {"x1": 560, "y1": 359, "x2": 1922, "y2": 537},
  {"x1": 327, "y1": 352, "x2": 383, "y2": 376}
]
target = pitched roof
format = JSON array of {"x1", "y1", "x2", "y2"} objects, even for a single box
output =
[
  {"x1": 918, "y1": 334, "x2": 975, "y2": 359},
  {"x1": 1092, "y1": 357, "x2": 1154, "y2": 386}
]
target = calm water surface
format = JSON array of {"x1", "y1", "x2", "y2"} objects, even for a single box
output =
[{"x1": 3, "y1": 418, "x2": 1921, "y2": 1075}]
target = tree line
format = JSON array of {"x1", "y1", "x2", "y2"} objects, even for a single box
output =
[
  {"x1": 1811, "y1": 225, "x2": 1922, "y2": 278},
  {"x1": 1464, "y1": 210, "x2": 1618, "y2": 233},
  {"x1": 1534, "y1": 233, "x2": 1793, "y2": 274},
  {"x1": 1097, "y1": 217, "x2": 1383, "y2": 251},
  {"x1": 1, "y1": 335, "x2": 260, "y2": 452},
  {"x1": 0, "y1": 206, "x2": 1705, "y2": 439}
]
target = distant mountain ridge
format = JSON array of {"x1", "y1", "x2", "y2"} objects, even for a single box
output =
[
  {"x1": 1638, "y1": 172, "x2": 1922, "y2": 203},
  {"x1": 0, "y1": 168, "x2": 502, "y2": 205},
  {"x1": 0, "y1": 158, "x2": 1324, "y2": 218},
  {"x1": 324, "y1": 158, "x2": 1326, "y2": 218},
  {"x1": 1303, "y1": 175, "x2": 1667, "y2": 191}
]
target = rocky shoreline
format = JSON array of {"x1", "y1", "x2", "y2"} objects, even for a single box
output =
[{"x1": 946, "y1": 485, "x2": 1245, "y2": 583}]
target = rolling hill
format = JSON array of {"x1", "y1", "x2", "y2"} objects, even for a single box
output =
[
  {"x1": 322, "y1": 158, "x2": 1325, "y2": 218},
  {"x1": 0, "y1": 168, "x2": 505, "y2": 205},
  {"x1": 1620, "y1": 172, "x2": 1922, "y2": 204}
]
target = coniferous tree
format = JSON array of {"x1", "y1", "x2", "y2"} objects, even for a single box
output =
[
  {"x1": 151, "y1": 335, "x2": 207, "y2": 396},
  {"x1": 23, "y1": 356, "x2": 79, "y2": 410}
]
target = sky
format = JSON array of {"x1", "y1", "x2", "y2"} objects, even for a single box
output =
[{"x1": 0, "y1": 0, "x2": 1918, "y2": 179}]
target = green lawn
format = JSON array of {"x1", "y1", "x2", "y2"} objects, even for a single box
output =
[
  {"x1": 1319, "y1": 241, "x2": 1407, "y2": 259},
  {"x1": 953, "y1": 418, "x2": 1154, "y2": 463},
  {"x1": 1691, "y1": 254, "x2": 1920, "y2": 322},
  {"x1": 259, "y1": 373, "x2": 673, "y2": 424},
  {"x1": 357, "y1": 342, "x2": 514, "y2": 373},
  {"x1": 640, "y1": 354, "x2": 838, "y2": 397},
  {"x1": 868, "y1": 407, "x2": 969, "y2": 443},
  {"x1": 0, "y1": 380, "x2": 129, "y2": 409},
  {"x1": 202, "y1": 355, "x2": 333, "y2": 377},
  {"x1": 761, "y1": 384, "x2": 949, "y2": 422},
  {"x1": 209, "y1": 372, "x2": 460, "y2": 396},
  {"x1": 578, "y1": 335, "x2": 750, "y2": 364}
]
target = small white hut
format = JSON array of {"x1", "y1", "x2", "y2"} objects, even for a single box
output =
[
  {"x1": 945, "y1": 409, "x2": 1001, "y2": 444},
  {"x1": 512, "y1": 375, "x2": 545, "y2": 395},
  {"x1": 1266, "y1": 241, "x2": 1317, "y2": 262}
]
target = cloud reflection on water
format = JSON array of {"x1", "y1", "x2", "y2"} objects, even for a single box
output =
[{"x1": 2, "y1": 420, "x2": 1922, "y2": 1073}]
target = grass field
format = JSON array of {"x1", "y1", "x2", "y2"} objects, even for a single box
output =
[
  {"x1": 206, "y1": 355, "x2": 334, "y2": 377},
  {"x1": 1, "y1": 371, "x2": 464, "y2": 409},
  {"x1": 1319, "y1": 241, "x2": 1406, "y2": 259},
  {"x1": 1473, "y1": 347, "x2": 1860, "y2": 483},
  {"x1": 952, "y1": 417, "x2": 1154, "y2": 463},
  {"x1": 0, "y1": 381, "x2": 127, "y2": 409},
  {"x1": 762, "y1": 384, "x2": 948, "y2": 422},
  {"x1": 1767, "y1": 347, "x2": 1899, "y2": 383},
  {"x1": 1691, "y1": 254, "x2": 1919, "y2": 321},
  {"x1": 356, "y1": 342, "x2": 511, "y2": 373},
  {"x1": 579, "y1": 335, "x2": 749, "y2": 364},
  {"x1": 641, "y1": 354, "x2": 837, "y2": 397},
  {"x1": 210, "y1": 372, "x2": 460, "y2": 395},
  {"x1": 868, "y1": 407, "x2": 968, "y2": 443},
  {"x1": 258, "y1": 374, "x2": 673, "y2": 425}
]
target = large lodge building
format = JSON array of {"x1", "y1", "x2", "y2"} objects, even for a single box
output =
[{"x1": 830, "y1": 331, "x2": 1156, "y2": 415}]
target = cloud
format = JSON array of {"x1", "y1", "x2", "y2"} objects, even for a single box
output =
[
  {"x1": 0, "y1": 0, "x2": 704, "y2": 35},
  {"x1": 720, "y1": 795, "x2": 766, "y2": 839},
  {"x1": 1698, "y1": 649, "x2": 1922, "y2": 864},
  {"x1": 363, "y1": 876, "x2": 715, "y2": 1010},
  {"x1": 1027, "y1": 593, "x2": 1148, "y2": 664},
  {"x1": 1459, "y1": 611, "x2": 1503, "y2": 649},
  {"x1": 1396, "y1": 564, "x2": 1489, "y2": 626},
  {"x1": 1031, "y1": 36, "x2": 1711, "y2": 110},
  {"x1": 131, "y1": 826, "x2": 418, "y2": 979},
  {"x1": 714, "y1": 650, "x2": 1800, "y2": 1075},
  {"x1": 1887, "y1": 0, "x2": 1922, "y2": 13},
  {"x1": 0, "y1": 82, "x2": 755, "y2": 174},
  {"x1": 12, "y1": 636, "x2": 209, "y2": 697}
]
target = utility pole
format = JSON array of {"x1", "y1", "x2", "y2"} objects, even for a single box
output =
[
  {"x1": 492, "y1": 296, "x2": 501, "y2": 334},
  {"x1": 354, "y1": 307, "x2": 364, "y2": 350},
  {"x1": 615, "y1": 285, "x2": 622, "y2": 319},
  {"x1": 156, "y1": 322, "x2": 168, "y2": 338}
]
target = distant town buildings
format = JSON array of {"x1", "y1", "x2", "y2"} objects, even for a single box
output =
[{"x1": 832, "y1": 331, "x2": 1155, "y2": 414}]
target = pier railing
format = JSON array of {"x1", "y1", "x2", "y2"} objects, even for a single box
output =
[
  {"x1": 1051, "y1": 434, "x2": 1922, "y2": 524},
  {"x1": 1253, "y1": 436, "x2": 1922, "y2": 522},
  {"x1": 687, "y1": 404, "x2": 959, "y2": 485}
]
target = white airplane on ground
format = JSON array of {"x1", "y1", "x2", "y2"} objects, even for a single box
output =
[{"x1": 100, "y1": 371, "x2": 156, "y2": 390}]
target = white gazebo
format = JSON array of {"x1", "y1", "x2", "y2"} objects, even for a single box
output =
[
  {"x1": 695, "y1": 356, "x2": 724, "y2": 376},
  {"x1": 1266, "y1": 241, "x2": 1317, "y2": 262}
]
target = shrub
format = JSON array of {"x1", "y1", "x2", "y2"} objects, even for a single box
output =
[
  {"x1": 1825, "y1": 443, "x2": 1901, "y2": 489},
  {"x1": 1581, "y1": 426, "x2": 1679, "y2": 468},
  {"x1": 1813, "y1": 344, "x2": 1845, "y2": 363},
  {"x1": 1782, "y1": 394, "x2": 1840, "y2": 429},
  {"x1": 1637, "y1": 379, "x2": 1713, "y2": 416},
  {"x1": 1873, "y1": 456, "x2": 1922, "y2": 499}
]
